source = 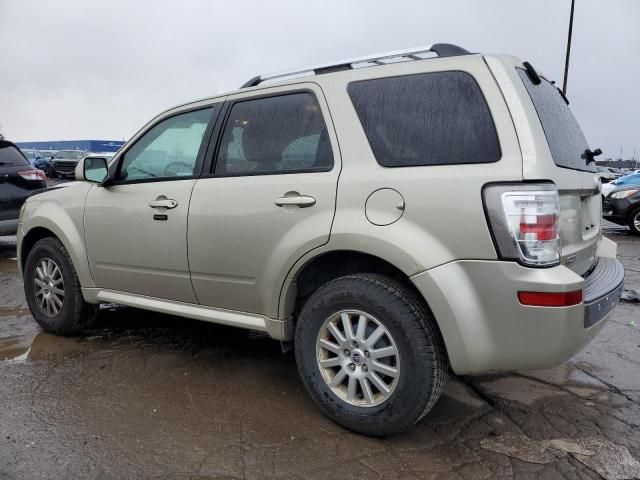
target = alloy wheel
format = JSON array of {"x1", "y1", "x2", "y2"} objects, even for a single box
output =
[
  {"x1": 316, "y1": 310, "x2": 400, "y2": 407},
  {"x1": 33, "y1": 258, "x2": 65, "y2": 317}
]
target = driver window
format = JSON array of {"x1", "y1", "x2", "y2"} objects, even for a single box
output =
[{"x1": 118, "y1": 107, "x2": 213, "y2": 181}]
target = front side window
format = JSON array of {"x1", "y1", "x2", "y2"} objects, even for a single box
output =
[
  {"x1": 348, "y1": 71, "x2": 501, "y2": 167},
  {"x1": 214, "y1": 93, "x2": 333, "y2": 175},
  {"x1": 118, "y1": 107, "x2": 213, "y2": 181}
]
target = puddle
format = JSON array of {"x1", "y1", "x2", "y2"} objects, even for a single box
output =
[
  {"x1": 481, "y1": 432, "x2": 640, "y2": 480},
  {"x1": 0, "y1": 257, "x2": 18, "y2": 273},
  {"x1": 0, "y1": 335, "x2": 34, "y2": 362},
  {"x1": 0, "y1": 307, "x2": 31, "y2": 317},
  {"x1": 0, "y1": 332, "x2": 107, "y2": 363}
]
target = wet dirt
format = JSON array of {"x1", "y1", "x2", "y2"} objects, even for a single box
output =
[{"x1": 0, "y1": 231, "x2": 639, "y2": 479}]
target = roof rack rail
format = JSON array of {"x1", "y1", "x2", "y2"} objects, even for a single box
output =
[{"x1": 241, "y1": 43, "x2": 471, "y2": 88}]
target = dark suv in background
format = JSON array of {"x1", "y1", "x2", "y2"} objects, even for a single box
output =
[
  {"x1": 51, "y1": 150, "x2": 86, "y2": 178},
  {"x1": 0, "y1": 140, "x2": 47, "y2": 235}
]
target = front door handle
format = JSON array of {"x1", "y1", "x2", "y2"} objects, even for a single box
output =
[
  {"x1": 149, "y1": 198, "x2": 178, "y2": 209},
  {"x1": 274, "y1": 195, "x2": 316, "y2": 208}
]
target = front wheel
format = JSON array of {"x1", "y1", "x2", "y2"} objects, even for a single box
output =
[
  {"x1": 295, "y1": 274, "x2": 447, "y2": 436},
  {"x1": 627, "y1": 206, "x2": 640, "y2": 236},
  {"x1": 24, "y1": 237, "x2": 97, "y2": 335}
]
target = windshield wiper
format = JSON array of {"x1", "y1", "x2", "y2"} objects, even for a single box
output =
[{"x1": 582, "y1": 148, "x2": 602, "y2": 164}]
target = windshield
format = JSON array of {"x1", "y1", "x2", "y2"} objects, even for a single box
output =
[
  {"x1": 55, "y1": 150, "x2": 84, "y2": 159},
  {"x1": 517, "y1": 68, "x2": 595, "y2": 173}
]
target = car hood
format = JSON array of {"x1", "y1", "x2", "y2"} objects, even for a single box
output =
[{"x1": 27, "y1": 181, "x2": 84, "y2": 199}]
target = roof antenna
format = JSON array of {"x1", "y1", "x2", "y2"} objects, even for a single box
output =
[{"x1": 562, "y1": 0, "x2": 576, "y2": 95}]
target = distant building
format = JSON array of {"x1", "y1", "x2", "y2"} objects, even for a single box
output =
[
  {"x1": 15, "y1": 139, "x2": 125, "y2": 153},
  {"x1": 598, "y1": 159, "x2": 639, "y2": 169}
]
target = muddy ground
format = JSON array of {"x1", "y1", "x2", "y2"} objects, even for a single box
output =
[{"x1": 0, "y1": 228, "x2": 639, "y2": 479}]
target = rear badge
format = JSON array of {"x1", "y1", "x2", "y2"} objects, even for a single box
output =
[{"x1": 566, "y1": 254, "x2": 577, "y2": 265}]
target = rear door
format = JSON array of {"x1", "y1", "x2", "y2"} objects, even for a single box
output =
[
  {"x1": 188, "y1": 84, "x2": 340, "y2": 316},
  {"x1": 516, "y1": 67, "x2": 601, "y2": 275}
]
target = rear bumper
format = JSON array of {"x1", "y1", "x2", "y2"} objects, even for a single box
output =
[
  {"x1": 411, "y1": 245, "x2": 623, "y2": 375},
  {"x1": 583, "y1": 257, "x2": 624, "y2": 328}
]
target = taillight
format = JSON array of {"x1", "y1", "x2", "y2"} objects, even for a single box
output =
[
  {"x1": 18, "y1": 169, "x2": 47, "y2": 181},
  {"x1": 483, "y1": 184, "x2": 560, "y2": 267}
]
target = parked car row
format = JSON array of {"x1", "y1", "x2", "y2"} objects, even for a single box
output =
[
  {"x1": 602, "y1": 172, "x2": 640, "y2": 235},
  {"x1": 0, "y1": 141, "x2": 47, "y2": 235},
  {"x1": 16, "y1": 147, "x2": 119, "y2": 179},
  {"x1": 596, "y1": 165, "x2": 639, "y2": 183},
  {"x1": 0, "y1": 143, "x2": 116, "y2": 236}
]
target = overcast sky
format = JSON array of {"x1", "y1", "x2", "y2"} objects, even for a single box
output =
[{"x1": 0, "y1": 0, "x2": 638, "y2": 159}]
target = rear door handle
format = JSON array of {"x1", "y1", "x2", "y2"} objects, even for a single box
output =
[
  {"x1": 274, "y1": 195, "x2": 316, "y2": 208},
  {"x1": 149, "y1": 198, "x2": 178, "y2": 209}
]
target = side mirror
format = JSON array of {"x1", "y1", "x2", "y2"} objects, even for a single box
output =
[{"x1": 77, "y1": 157, "x2": 109, "y2": 184}]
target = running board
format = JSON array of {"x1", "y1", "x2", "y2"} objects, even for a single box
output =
[{"x1": 81, "y1": 288, "x2": 287, "y2": 340}]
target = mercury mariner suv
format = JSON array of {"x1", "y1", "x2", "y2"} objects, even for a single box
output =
[{"x1": 17, "y1": 44, "x2": 624, "y2": 436}]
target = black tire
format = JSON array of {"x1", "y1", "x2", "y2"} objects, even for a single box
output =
[
  {"x1": 627, "y1": 206, "x2": 640, "y2": 236},
  {"x1": 294, "y1": 273, "x2": 447, "y2": 436},
  {"x1": 24, "y1": 237, "x2": 97, "y2": 335}
]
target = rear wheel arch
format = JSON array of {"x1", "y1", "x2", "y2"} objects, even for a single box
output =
[{"x1": 281, "y1": 250, "x2": 448, "y2": 354}]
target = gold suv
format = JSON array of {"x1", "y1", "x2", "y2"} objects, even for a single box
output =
[{"x1": 18, "y1": 44, "x2": 624, "y2": 435}]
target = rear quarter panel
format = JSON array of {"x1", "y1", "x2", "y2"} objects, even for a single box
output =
[{"x1": 315, "y1": 55, "x2": 523, "y2": 273}]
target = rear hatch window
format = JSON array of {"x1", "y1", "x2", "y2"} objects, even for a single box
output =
[
  {"x1": 517, "y1": 68, "x2": 595, "y2": 173},
  {"x1": 517, "y1": 67, "x2": 601, "y2": 276},
  {"x1": 0, "y1": 143, "x2": 30, "y2": 167}
]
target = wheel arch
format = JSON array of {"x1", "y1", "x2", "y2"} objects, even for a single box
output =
[
  {"x1": 278, "y1": 249, "x2": 448, "y2": 353},
  {"x1": 20, "y1": 209, "x2": 94, "y2": 288}
]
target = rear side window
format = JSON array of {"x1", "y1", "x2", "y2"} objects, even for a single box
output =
[
  {"x1": 214, "y1": 92, "x2": 333, "y2": 176},
  {"x1": 347, "y1": 71, "x2": 501, "y2": 167},
  {"x1": 517, "y1": 68, "x2": 595, "y2": 173},
  {"x1": 0, "y1": 144, "x2": 29, "y2": 166}
]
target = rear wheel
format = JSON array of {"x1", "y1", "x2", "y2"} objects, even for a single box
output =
[
  {"x1": 24, "y1": 237, "x2": 97, "y2": 335},
  {"x1": 627, "y1": 206, "x2": 640, "y2": 235},
  {"x1": 295, "y1": 273, "x2": 447, "y2": 436}
]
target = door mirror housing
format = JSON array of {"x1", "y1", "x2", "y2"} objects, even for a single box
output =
[{"x1": 77, "y1": 157, "x2": 109, "y2": 184}]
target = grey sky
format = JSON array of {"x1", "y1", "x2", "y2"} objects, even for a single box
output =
[{"x1": 0, "y1": 0, "x2": 638, "y2": 159}]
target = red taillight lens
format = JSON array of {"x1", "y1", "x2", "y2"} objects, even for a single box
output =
[
  {"x1": 519, "y1": 214, "x2": 557, "y2": 241},
  {"x1": 518, "y1": 290, "x2": 583, "y2": 307},
  {"x1": 18, "y1": 169, "x2": 47, "y2": 181},
  {"x1": 501, "y1": 190, "x2": 560, "y2": 266}
]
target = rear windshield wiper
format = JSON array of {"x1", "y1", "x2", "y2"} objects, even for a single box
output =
[{"x1": 582, "y1": 148, "x2": 602, "y2": 164}]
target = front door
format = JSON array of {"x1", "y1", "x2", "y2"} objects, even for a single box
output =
[
  {"x1": 84, "y1": 106, "x2": 216, "y2": 303},
  {"x1": 188, "y1": 86, "x2": 340, "y2": 316}
]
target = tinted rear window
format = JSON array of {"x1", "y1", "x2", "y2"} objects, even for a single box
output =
[
  {"x1": 347, "y1": 71, "x2": 501, "y2": 167},
  {"x1": 517, "y1": 68, "x2": 595, "y2": 173},
  {"x1": 0, "y1": 144, "x2": 29, "y2": 166}
]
